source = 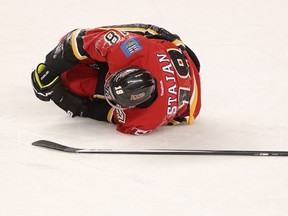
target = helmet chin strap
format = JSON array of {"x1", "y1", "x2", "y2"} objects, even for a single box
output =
[{"x1": 105, "y1": 96, "x2": 132, "y2": 110}]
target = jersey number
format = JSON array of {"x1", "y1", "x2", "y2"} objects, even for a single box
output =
[
  {"x1": 104, "y1": 31, "x2": 120, "y2": 45},
  {"x1": 168, "y1": 49, "x2": 190, "y2": 107},
  {"x1": 168, "y1": 49, "x2": 189, "y2": 77}
]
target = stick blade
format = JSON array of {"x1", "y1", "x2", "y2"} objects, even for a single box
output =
[{"x1": 32, "y1": 140, "x2": 80, "y2": 153}]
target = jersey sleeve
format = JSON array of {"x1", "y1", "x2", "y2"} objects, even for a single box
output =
[
  {"x1": 44, "y1": 28, "x2": 127, "y2": 76},
  {"x1": 44, "y1": 29, "x2": 85, "y2": 76}
]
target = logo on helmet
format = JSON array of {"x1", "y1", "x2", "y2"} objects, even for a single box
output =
[{"x1": 130, "y1": 92, "x2": 146, "y2": 101}]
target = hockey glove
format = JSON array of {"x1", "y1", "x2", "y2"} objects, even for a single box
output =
[
  {"x1": 31, "y1": 63, "x2": 60, "y2": 101},
  {"x1": 50, "y1": 86, "x2": 89, "y2": 118}
]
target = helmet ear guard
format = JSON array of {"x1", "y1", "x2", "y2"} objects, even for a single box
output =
[{"x1": 104, "y1": 67, "x2": 156, "y2": 109}]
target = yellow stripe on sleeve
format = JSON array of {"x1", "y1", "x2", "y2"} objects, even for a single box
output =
[
  {"x1": 170, "y1": 120, "x2": 181, "y2": 125},
  {"x1": 107, "y1": 108, "x2": 115, "y2": 123},
  {"x1": 71, "y1": 29, "x2": 88, "y2": 60},
  {"x1": 172, "y1": 39, "x2": 185, "y2": 47},
  {"x1": 187, "y1": 73, "x2": 199, "y2": 125}
]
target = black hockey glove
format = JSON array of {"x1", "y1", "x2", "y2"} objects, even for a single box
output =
[
  {"x1": 31, "y1": 63, "x2": 88, "y2": 117},
  {"x1": 31, "y1": 63, "x2": 60, "y2": 101},
  {"x1": 50, "y1": 85, "x2": 89, "y2": 118}
]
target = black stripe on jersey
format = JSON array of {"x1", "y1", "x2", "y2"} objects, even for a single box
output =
[
  {"x1": 185, "y1": 45, "x2": 200, "y2": 72},
  {"x1": 99, "y1": 23, "x2": 158, "y2": 36}
]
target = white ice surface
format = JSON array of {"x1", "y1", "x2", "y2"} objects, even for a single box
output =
[{"x1": 1, "y1": 0, "x2": 288, "y2": 215}]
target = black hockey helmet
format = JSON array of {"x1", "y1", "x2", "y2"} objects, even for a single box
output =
[{"x1": 104, "y1": 67, "x2": 156, "y2": 109}]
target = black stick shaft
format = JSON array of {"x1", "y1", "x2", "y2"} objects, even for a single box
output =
[
  {"x1": 76, "y1": 149, "x2": 288, "y2": 156},
  {"x1": 32, "y1": 140, "x2": 288, "y2": 156}
]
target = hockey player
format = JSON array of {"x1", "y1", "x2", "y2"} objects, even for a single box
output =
[{"x1": 31, "y1": 24, "x2": 201, "y2": 135}]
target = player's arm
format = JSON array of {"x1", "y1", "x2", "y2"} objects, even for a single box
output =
[
  {"x1": 31, "y1": 62, "x2": 115, "y2": 121},
  {"x1": 31, "y1": 28, "x2": 126, "y2": 117},
  {"x1": 33, "y1": 27, "x2": 116, "y2": 84},
  {"x1": 31, "y1": 29, "x2": 91, "y2": 115},
  {"x1": 31, "y1": 27, "x2": 117, "y2": 90},
  {"x1": 37, "y1": 29, "x2": 89, "y2": 84}
]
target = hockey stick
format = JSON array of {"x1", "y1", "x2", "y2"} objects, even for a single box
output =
[{"x1": 32, "y1": 140, "x2": 288, "y2": 156}]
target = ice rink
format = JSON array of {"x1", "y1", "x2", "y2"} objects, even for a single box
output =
[{"x1": 1, "y1": 0, "x2": 288, "y2": 215}]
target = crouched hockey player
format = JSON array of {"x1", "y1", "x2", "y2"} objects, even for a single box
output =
[{"x1": 31, "y1": 23, "x2": 201, "y2": 135}]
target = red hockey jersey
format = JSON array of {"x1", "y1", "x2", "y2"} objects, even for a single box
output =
[{"x1": 50, "y1": 24, "x2": 201, "y2": 135}]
